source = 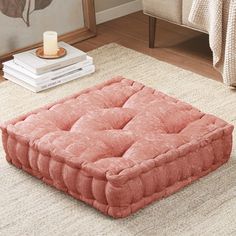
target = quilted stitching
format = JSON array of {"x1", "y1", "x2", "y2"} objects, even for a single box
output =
[{"x1": 0, "y1": 77, "x2": 234, "y2": 218}]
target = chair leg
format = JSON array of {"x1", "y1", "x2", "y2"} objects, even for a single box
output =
[{"x1": 149, "y1": 16, "x2": 156, "y2": 48}]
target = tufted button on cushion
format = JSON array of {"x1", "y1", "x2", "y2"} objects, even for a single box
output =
[
  {"x1": 0, "y1": 77, "x2": 233, "y2": 218},
  {"x1": 70, "y1": 108, "x2": 137, "y2": 133}
]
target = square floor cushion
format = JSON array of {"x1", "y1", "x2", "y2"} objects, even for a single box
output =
[{"x1": 0, "y1": 77, "x2": 233, "y2": 218}]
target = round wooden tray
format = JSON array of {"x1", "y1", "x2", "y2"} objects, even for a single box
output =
[{"x1": 36, "y1": 47, "x2": 67, "y2": 59}]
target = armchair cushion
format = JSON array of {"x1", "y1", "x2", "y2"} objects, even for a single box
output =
[
  {"x1": 143, "y1": 0, "x2": 182, "y2": 24},
  {"x1": 182, "y1": 0, "x2": 206, "y2": 32}
]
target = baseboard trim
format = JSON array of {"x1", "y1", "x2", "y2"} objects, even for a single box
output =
[{"x1": 96, "y1": 0, "x2": 142, "y2": 24}]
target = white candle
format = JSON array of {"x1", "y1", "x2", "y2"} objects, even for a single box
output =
[{"x1": 43, "y1": 31, "x2": 58, "y2": 56}]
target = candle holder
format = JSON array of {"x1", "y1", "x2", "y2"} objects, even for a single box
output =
[{"x1": 36, "y1": 47, "x2": 67, "y2": 59}]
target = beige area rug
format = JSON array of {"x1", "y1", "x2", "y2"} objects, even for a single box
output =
[{"x1": 1, "y1": 43, "x2": 236, "y2": 236}]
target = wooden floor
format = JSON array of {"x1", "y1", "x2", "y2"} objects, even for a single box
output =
[{"x1": 0, "y1": 11, "x2": 222, "y2": 83}]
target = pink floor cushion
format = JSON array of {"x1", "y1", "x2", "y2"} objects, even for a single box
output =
[{"x1": 0, "y1": 77, "x2": 234, "y2": 218}]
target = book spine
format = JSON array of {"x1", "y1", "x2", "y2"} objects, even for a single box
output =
[
  {"x1": 3, "y1": 73, "x2": 38, "y2": 92},
  {"x1": 38, "y1": 65, "x2": 95, "y2": 91},
  {"x1": 38, "y1": 64, "x2": 93, "y2": 86},
  {"x1": 3, "y1": 68, "x2": 38, "y2": 86},
  {"x1": 37, "y1": 54, "x2": 87, "y2": 75},
  {"x1": 14, "y1": 58, "x2": 37, "y2": 74},
  {"x1": 5, "y1": 59, "x2": 93, "y2": 86},
  {"x1": 7, "y1": 57, "x2": 92, "y2": 80},
  {"x1": 4, "y1": 65, "x2": 95, "y2": 93},
  {"x1": 40, "y1": 58, "x2": 93, "y2": 81}
]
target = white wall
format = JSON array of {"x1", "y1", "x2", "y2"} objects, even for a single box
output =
[
  {"x1": 0, "y1": 0, "x2": 84, "y2": 56},
  {"x1": 95, "y1": 0, "x2": 142, "y2": 24}
]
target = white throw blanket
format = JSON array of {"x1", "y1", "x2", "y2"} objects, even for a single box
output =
[{"x1": 189, "y1": 0, "x2": 236, "y2": 86}]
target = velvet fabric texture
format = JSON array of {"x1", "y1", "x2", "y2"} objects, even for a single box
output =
[{"x1": 0, "y1": 77, "x2": 233, "y2": 218}]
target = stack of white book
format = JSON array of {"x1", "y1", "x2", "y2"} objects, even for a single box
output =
[{"x1": 3, "y1": 42, "x2": 95, "y2": 92}]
